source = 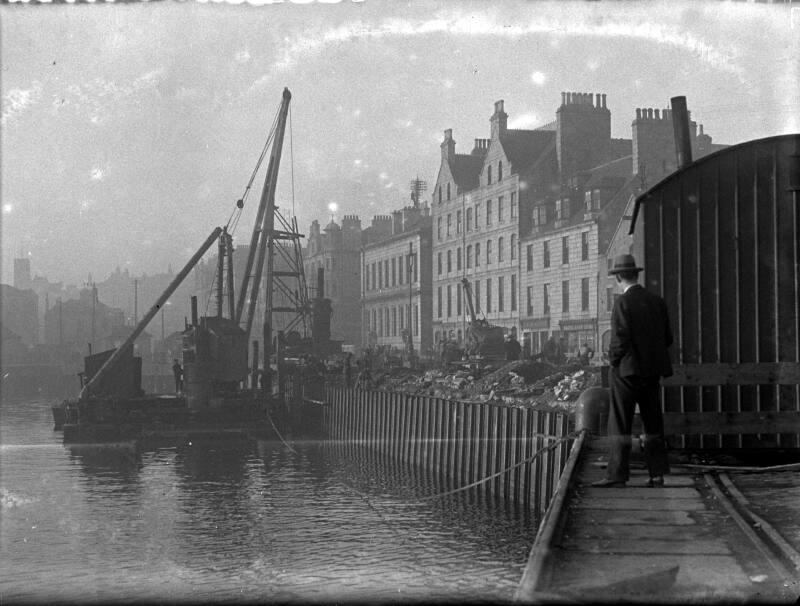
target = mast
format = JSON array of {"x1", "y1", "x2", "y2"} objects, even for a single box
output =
[{"x1": 235, "y1": 87, "x2": 292, "y2": 342}]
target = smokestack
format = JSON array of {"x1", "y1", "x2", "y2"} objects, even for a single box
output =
[
  {"x1": 670, "y1": 96, "x2": 693, "y2": 169},
  {"x1": 317, "y1": 267, "x2": 324, "y2": 299},
  {"x1": 190, "y1": 296, "x2": 198, "y2": 326}
]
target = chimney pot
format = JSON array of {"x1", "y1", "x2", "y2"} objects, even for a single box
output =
[
  {"x1": 636, "y1": 108, "x2": 641, "y2": 120},
  {"x1": 655, "y1": 109, "x2": 660, "y2": 119},
  {"x1": 602, "y1": 94, "x2": 607, "y2": 108},
  {"x1": 561, "y1": 92, "x2": 566, "y2": 105}
]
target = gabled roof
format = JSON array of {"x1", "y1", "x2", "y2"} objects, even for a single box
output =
[
  {"x1": 449, "y1": 153, "x2": 483, "y2": 191},
  {"x1": 500, "y1": 129, "x2": 556, "y2": 175},
  {"x1": 597, "y1": 176, "x2": 640, "y2": 255}
]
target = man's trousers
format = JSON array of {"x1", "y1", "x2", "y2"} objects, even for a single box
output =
[{"x1": 606, "y1": 367, "x2": 670, "y2": 482}]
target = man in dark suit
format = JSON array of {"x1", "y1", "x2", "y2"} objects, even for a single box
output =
[{"x1": 593, "y1": 254, "x2": 673, "y2": 488}]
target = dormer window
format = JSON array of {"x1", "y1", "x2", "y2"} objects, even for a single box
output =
[
  {"x1": 438, "y1": 186, "x2": 442, "y2": 205},
  {"x1": 487, "y1": 165, "x2": 492, "y2": 185},
  {"x1": 447, "y1": 182, "x2": 451, "y2": 201},
  {"x1": 498, "y1": 161, "x2": 503, "y2": 181},
  {"x1": 555, "y1": 198, "x2": 571, "y2": 221},
  {"x1": 584, "y1": 188, "x2": 601, "y2": 212},
  {"x1": 532, "y1": 205, "x2": 548, "y2": 227}
]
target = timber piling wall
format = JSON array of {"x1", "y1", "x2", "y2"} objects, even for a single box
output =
[{"x1": 314, "y1": 384, "x2": 574, "y2": 513}]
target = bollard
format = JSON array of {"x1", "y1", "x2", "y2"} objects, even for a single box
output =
[{"x1": 575, "y1": 387, "x2": 610, "y2": 435}]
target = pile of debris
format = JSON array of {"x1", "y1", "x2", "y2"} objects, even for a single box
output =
[{"x1": 363, "y1": 360, "x2": 600, "y2": 413}]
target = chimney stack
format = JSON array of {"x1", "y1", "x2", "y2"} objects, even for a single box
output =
[{"x1": 670, "y1": 96, "x2": 693, "y2": 169}]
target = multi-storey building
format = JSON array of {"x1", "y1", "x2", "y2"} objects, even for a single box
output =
[
  {"x1": 303, "y1": 216, "x2": 362, "y2": 347},
  {"x1": 521, "y1": 95, "x2": 725, "y2": 359},
  {"x1": 361, "y1": 205, "x2": 432, "y2": 357},
  {"x1": 431, "y1": 100, "x2": 558, "y2": 347}
]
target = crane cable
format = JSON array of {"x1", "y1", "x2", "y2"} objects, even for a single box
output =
[
  {"x1": 224, "y1": 98, "x2": 282, "y2": 236},
  {"x1": 203, "y1": 99, "x2": 284, "y2": 316}
]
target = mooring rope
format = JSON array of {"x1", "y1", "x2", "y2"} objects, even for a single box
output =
[
  {"x1": 265, "y1": 409, "x2": 298, "y2": 455},
  {"x1": 415, "y1": 429, "x2": 584, "y2": 502}
]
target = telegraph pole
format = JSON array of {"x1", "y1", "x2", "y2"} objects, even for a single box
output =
[{"x1": 406, "y1": 177, "x2": 427, "y2": 367}]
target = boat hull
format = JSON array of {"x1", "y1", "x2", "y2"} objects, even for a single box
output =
[{"x1": 52, "y1": 392, "x2": 286, "y2": 444}]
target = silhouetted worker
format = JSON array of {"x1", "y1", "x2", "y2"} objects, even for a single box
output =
[
  {"x1": 578, "y1": 342, "x2": 594, "y2": 365},
  {"x1": 505, "y1": 334, "x2": 521, "y2": 361},
  {"x1": 593, "y1": 254, "x2": 673, "y2": 488},
  {"x1": 172, "y1": 359, "x2": 183, "y2": 394}
]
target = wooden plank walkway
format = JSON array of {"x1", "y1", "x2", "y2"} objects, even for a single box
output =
[{"x1": 516, "y1": 434, "x2": 800, "y2": 603}]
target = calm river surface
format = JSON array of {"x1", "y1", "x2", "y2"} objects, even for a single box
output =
[{"x1": 1, "y1": 398, "x2": 537, "y2": 603}]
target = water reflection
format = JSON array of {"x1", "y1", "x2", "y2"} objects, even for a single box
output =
[{"x1": 1, "y1": 399, "x2": 536, "y2": 603}]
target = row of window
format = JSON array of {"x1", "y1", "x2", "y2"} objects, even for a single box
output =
[
  {"x1": 367, "y1": 304, "x2": 420, "y2": 338},
  {"x1": 524, "y1": 232, "x2": 591, "y2": 270},
  {"x1": 524, "y1": 278, "x2": 591, "y2": 316},
  {"x1": 436, "y1": 275, "x2": 518, "y2": 319},
  {"x1": 435, "y1": 161, "x2": 507, "y2": 205},
  {"x1": 436, "y1": 193, "x2": 518, "y2": 240},
  {"x1": 436, "y1": 235, "x2": 519, "y2": 275},
  {"x1": 364, "y1": 253, "x2": 418, "y2": 292},
  {"x1": 531, "y1": 190, "x2": 604, "y2": 227}
]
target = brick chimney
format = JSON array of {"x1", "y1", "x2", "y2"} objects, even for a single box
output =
[
  {"x1": 441, "y1": 129, "x2": 456, "y2": 163},
  {"x1": 556, "y1": 91, "x2": 611, "y2": 179},
  {"x1": 490, "y1": 100, "x2": 508, "y2": 140}
]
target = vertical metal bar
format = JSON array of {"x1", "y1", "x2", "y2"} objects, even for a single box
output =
[
  {"x1": 472, "y1": 404, "x2": 482, "y2": 486},
  {"x1": 676, "y1": 187, "x2": 685, "y2": 426},
  {"x1": 734, "y1": 150, "x2": 742, "y2": 448},
  {"x1": 434, "y1": 399, "x2": 443, "y2": 473},
  {"x1": 413, "y1": 396, "x2": 423, "y2": 468},
  {"x1": 753, "y1": 146, "x2": 761, "y2": 414},
  {"x1": 402, "y1": 395, "x2": 411, "y2": 464},
  {"x1": 453, "y1": 402, "x2": 462, "y2": 485},
  {"x1": 462, "y1": 403, "x2": 473, "y2": 487},
  {"x1": 714, "y1": 161, "x2": 723, "y2": 441},
  {"x1": 497, "y1": 407, "x2": 509, "y2": 501},
  {"x1": 518, "y1": 408, "x2": 529, "y2": 509}
]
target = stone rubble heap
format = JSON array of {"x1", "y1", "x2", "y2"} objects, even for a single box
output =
[{"x1": 363, "y1": 360, "x2": 601, "y2": 413}]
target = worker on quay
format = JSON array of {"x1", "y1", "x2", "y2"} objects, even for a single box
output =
[
  {"x1": 505, "y1": 333, "x2": 522, "y2": 361},
  {"x1": 578, "y1": 342, "x2": 594, "y2": 365},
  {"x1": 172, "y1": 359, "x2": 184, "y2": 394},
  {"x1": 593, "y1": 254, "x2": 673, "y2": 488}
]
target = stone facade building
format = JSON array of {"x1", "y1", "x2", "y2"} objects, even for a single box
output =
[
  {"x1": 431, "y1": 100, "x2": 558, "y2": 348},
  {"x1": 361, "y1": 206, "x2": 432, "y2": 356},
  {"x1": 522, "y1": 96, "x2": 725, "y2": 360},
  {"x1": 303, "y1": 216, "x2": 362, "y2": 347},
  {"x1": 428, "y1": 91, "x2": 724, "y2": 360}
]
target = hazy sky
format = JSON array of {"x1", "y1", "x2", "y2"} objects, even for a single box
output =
[{"x1": 2, "y1": 0, "x2": 797, "y2": 286}]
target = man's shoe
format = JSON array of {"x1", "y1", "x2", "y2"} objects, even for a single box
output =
[
  {"x1": 590, "y1": 478, "x2": 626, "y2": 487},
  {"x1": 645, "y1": 476, "x2": 664, "y2": 487}
]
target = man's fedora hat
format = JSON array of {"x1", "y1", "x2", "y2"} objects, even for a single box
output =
[{"x1": 608, "y1": 253, "x2": 643, "y2": 275}]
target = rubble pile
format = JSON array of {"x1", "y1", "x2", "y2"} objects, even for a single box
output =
[{"x1": 361, "y1": 360, "x2": 600, "y2": 413}]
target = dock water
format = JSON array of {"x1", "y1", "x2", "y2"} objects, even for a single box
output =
[{"x1": 516, "y1": 435, "x2": 800, "y2": 603}]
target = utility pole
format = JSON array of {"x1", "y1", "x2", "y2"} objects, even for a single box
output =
[
  {"x1": 407, "y1": 241, "x2": 416, "y2": 367},
  {"x1": 134, "y1": 279, "x2": 138, "y2": 325},
  {"x1": 406, "y1": 177, "x2": 427, "y2": 368}
]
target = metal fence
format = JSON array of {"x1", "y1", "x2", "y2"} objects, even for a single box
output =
[{"x1": 318, "y1": 385, "x2": 573, "y2": 515}]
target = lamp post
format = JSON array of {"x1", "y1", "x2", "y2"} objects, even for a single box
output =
[{"x1": 407, "y1": 241, "x2": 416, "y2": 367}]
